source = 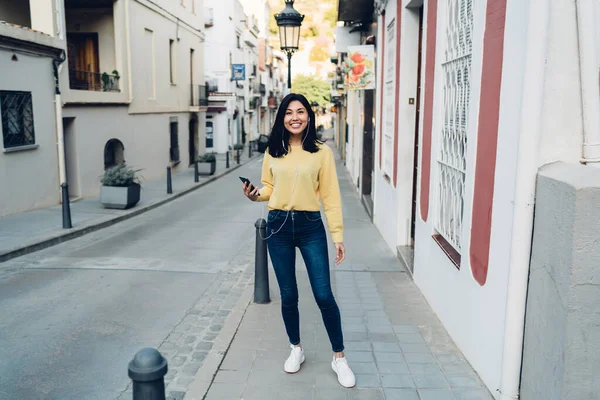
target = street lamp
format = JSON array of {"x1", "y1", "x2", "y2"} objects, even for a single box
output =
[{"x1": 274, "y1": 0, "x2": 304, "y2": 89}]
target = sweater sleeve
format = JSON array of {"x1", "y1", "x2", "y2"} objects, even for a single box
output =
[
  {"x1": 319, "y1": 146, "x2": 344, "y2": 242},
  {"x1": 258, "y1": 152, "x2": 273, "y2": 201}
]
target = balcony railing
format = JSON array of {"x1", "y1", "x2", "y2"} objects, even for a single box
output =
[
  {"x1": 190, "y1": 84, "x2": 208, "y2": 107},
  {"x1": 69, "y1": 69, "x2": 120, "y2": 92},
  {"x1": 248, "y1": 99, "x2": 257, "y2": 109}
]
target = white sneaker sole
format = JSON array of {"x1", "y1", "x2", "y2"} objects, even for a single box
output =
[
  {"x1": 284, "y1": 354, "x2": 305, "y2": 374},
  {"x1": 331, "y1": 361, "x2": 356, "y2": 388}
]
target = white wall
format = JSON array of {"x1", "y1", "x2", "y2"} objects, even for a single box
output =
[
  {"x1": 62, "y1": 107, "x2": 194, "y2": 197},
  {"x1": 128, "y1": 0, "x2": 204, "y2": 113},
  {"x1": 538, "y1": 0, "x2": 583, "y2": 166},
  {"x1": 0, "y1": 51, "x2": 59, "y2": 217},
  {"x1": 372, "y1": 0, "x2": 399, "y2": 250}
]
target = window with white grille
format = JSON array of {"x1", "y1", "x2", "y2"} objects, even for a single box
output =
[{"x1": 435, "y1": 0, "x2": 473, "y2": 252}]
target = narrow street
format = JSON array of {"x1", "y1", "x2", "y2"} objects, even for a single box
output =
[{"x1": 0, "y1": 157, "x2": 266, "y2": 400}]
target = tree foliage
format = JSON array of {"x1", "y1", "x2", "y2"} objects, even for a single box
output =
[
  {"x1": 309, "y1": 43, "x2": 329, "y2": 63},
  {"x1": 292, "y1": 74, "x2": 330, "y2": 107}
]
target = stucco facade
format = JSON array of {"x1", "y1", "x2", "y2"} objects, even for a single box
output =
[
  {"x1": 335, "y1": 0, "x2": 599, "y2": 397},
  {"x1": 0, "y1": 24, "x2": 64, "y2": 217},
  {"x1": 59, "y1": 0, "x2": 207, "y2": 199}
]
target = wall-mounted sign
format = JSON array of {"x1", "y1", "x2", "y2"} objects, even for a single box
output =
[
  {"x1": 343, "y1": 45, "x2": 375, "y2": 91},
  {"x1": 232, "y1": 64, "x2": 245, "y2": 81}
]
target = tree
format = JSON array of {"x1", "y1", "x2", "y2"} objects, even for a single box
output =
[
  {"x1": 309, "y1": 42, "x2": 329, "y2": 63},
  {"x1": 323, "y1": 7, "x2": 337, "y2": 29},
  {"x1": 292, "y1": 74, "x2": 330, "y2": 107}
]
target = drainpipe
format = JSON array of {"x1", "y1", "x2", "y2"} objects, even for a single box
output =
[
  {"x1": 576, "y1": 0, "x2": 600, "y2": 165},
  {"x1": 497, "y1": 0, "x2": 550, "y2": 399},
  {"x1": 53, "y1": 50, "x2": 72, "y2": 229}
]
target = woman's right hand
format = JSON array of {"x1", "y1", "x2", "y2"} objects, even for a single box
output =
[{"x1": 242, "y1": 183, "x2": 259, "y2": 201}]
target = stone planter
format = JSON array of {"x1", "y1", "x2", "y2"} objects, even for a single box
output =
[
  {"x1": 197, "y1": 161, "x2": 216, "y2": 175},
  {"x1": 100, "y1": 184, "x2": 141, "y2": 209}
]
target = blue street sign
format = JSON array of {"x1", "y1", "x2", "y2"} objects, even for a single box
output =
[{"x1": 232, "y1": 64, "x2": 246, "y2": 81}]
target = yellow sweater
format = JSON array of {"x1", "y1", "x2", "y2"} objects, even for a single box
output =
[{"x1": 258, "y1": 143, "x2": 344, "y2": 242}]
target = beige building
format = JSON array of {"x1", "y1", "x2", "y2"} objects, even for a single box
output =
[
  {"x1": 0, "y1": 2, "x2": 65, "y2": 217},
  {"x1": 60, "y1": 0, "x2": 207, "y2": 199},
  {"x1": 0, "y1": 0, "x2": 207, "y2": 216}
]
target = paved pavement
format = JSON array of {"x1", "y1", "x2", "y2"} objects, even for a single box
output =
[
  {"x1": 0, "y1": 147, "x2": 257, "y2": 263},
  {"x1": 187, "y1": 143, "x2": 494, "y2": 400},
  {"x1": 0, "y1": 148, "x2": 261, "y2": 400}
]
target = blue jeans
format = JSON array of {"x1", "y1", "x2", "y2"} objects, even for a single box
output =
[{"x1": 266, "y1": 209, "x2": 344, "y2": 353}]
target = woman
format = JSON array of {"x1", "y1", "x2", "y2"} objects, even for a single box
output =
[{"x1": 242, "y1": 93, "x2": 355, "y2": 388}]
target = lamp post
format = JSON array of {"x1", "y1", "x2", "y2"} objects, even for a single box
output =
[{"x1": 274, "y1": 0, "x2": 304, "y2": 90}]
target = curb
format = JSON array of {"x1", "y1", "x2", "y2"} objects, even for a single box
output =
[
  {"x1": 184, "y1": 284, "x2": 254, "y2": 400},
  {"x1": 0, "y1": 156, "x2": 260, "y2": 264}
]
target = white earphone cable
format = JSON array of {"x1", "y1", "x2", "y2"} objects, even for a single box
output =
[{"x1": 258, "y1": 119, "x2": 310, "y2": 241}]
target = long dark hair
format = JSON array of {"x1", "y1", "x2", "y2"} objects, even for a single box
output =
[{"x1": 267, "y1": 93, "x2": 323, "y2": 158}]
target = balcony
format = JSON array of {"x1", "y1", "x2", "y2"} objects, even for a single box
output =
[
  {"x1": 0, "y1": 0, "x2": 58, "y2": 37},
  {"x1": 61, "y1": 1, "x2": 127, "y2": 104},
  {"x1": 190, "y1": 84, "x2": 208, "y2": 107},
  {"x1": 248, "y1": 99, "x2": 257, "y2": 110},
  {"x1": 69, "y1": 70, "x2": 120, "y2": 92}
]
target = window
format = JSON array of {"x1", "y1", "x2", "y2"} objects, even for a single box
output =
[
  {"x1": 236, "y1": 35, "x2": 241, "y2": 49},
  {"x1": 435, "y1": 0, "x2": 474, "y2": 253},
  {"x1": 1, "y1": 91, "x2": 35, "y2": 149},
  {"x1": 170, "y1": 118, "x2": 180, "y2": 163},
  {"x1": 169, "y1": 39, "x2": 176, "y2": 84}
]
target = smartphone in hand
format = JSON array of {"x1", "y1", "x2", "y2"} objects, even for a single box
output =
[{"x1": 239, "y1": 176, "x2": 257, "y2": 193}]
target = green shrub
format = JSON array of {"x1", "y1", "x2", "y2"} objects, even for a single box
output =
[{"x1": 101, "y1": 164, "x2": 142, "y2": 187}]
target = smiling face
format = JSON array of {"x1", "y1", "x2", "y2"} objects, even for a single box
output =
[{"x1": 284, "y1": 100, "x2": 309, "y2": 140}]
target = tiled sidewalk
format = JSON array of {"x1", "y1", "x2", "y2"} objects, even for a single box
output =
[{"x1": 199, "y1": 146, "x2": 494, "y2": 400}]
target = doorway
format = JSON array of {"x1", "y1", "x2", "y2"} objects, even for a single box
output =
[
  {"x1": 410, "y1": 6, "x2": 424, "y2": 247},
  {"x1": 63, "y1": 117, "x2": 80, "y2": 199},
  {"x1": 206, "y1": 120, "x2": 214, "y2": 148},
  {"x1": 189, "y1": 117, "x2": 197, "y2": 165},
  {"x1": 361, "y1": 90, "x2": 375, "y2": 217}
]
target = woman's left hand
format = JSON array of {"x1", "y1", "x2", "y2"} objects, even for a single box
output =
[{"x1": 334, "y1": 242, "x2": 346, "y2": 265}]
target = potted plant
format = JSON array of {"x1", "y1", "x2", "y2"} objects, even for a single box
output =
[
  {"x1": 100, "y1": 164, "x2": 142, "y2": 209},
  {"x1": 197, "y1": 153, "x2": 216, "y2": 175}
]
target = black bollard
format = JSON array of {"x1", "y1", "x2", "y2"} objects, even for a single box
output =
[
  {"x1": 248, "y1": 143, "x2": 252, "y2": 158},
  {"x1": 236, "y1": 150, "x2": 240, "y2": 165},
  {"x1": 226, "y1": 151, "x2": 230, "y2": 168},
  {"x1": 194, "y1": 161, "x2": 199, "y2": 183},
  {"x1": 166, "y1": 167, "x2": 172, "y2": 194},
  {"x1": 61, "y1": 183, "x2": 73, "y2": 229},
  {"x1": 128, "y1": 348, "x2": 168, "y2": 400},
  {"x1": 254, "y1": 218, "x2": 270, "y2": 304}
]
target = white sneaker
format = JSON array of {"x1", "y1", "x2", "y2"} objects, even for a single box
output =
[
  {"x1": 331, "y1": 356, "x2": 356, "y2": 388},
  {"x1": 284, "y1": 345, "x2": 305, "y2": 373}
]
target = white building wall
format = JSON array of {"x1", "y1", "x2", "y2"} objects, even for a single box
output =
[
  {"x1": 372, "y1": 0, "x2": 399, "y2": 250},
  {"x1": 410, "y1": 0, "x2": 587, "y2": 395},
  {"x1": 63, "y1": 0, "x2": 205, "y2": 198},
  {"x1": 0, "y1": 49, "x2": 61, "y2": 216},
  {"x1": 538, "y1": 0, "x2": 583, "y2": 166}
]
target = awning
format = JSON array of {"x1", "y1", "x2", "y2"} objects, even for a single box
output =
[{"x1": 337, "y1": 0, "x2": 374, "y2": 23}]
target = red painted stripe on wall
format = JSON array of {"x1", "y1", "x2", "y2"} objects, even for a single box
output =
[
  {"x1": 419, "y1": 0, "x2": 437, "y2": 222},
  {"x1": 379, "y1": 12, "x2": 386, "y2": 170},
  {"x1": 469, "y1": 0, "x2": 508, "y2": 286},
  {"x1": 392, "y1": 4, "x2": 402, "y2": 186}
]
